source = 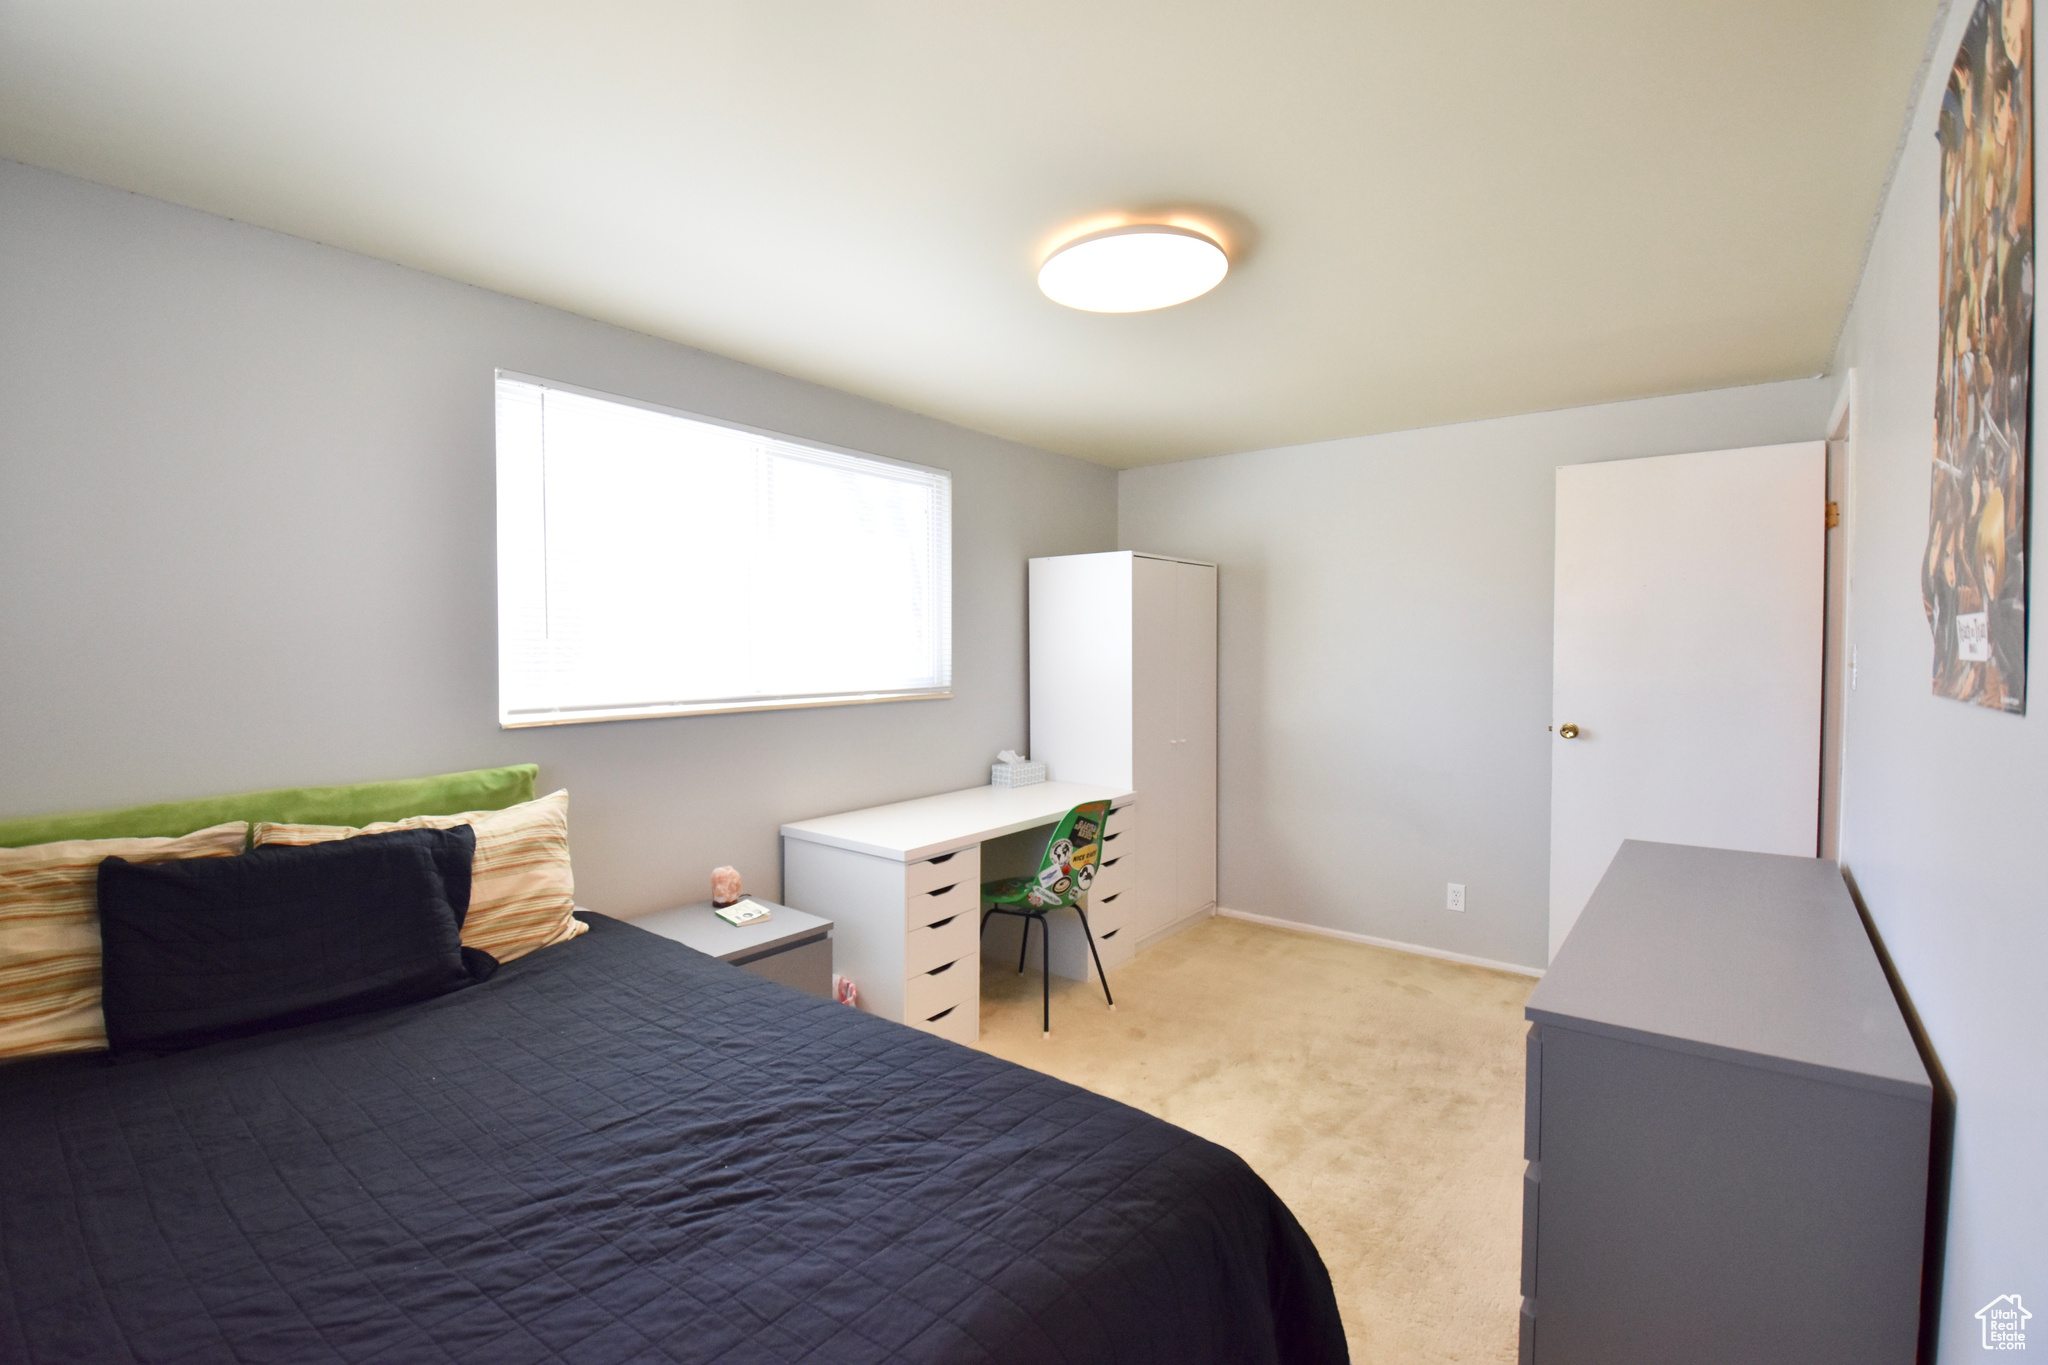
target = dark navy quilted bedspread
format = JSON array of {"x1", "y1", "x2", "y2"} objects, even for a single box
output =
[{"x1": 0, "y1": 913, "x2": 1345, "y2": 1363}]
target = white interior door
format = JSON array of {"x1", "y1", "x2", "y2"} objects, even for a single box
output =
[{"x1": 1549, "y1": 443, "x2": 1825, "y2": 959}]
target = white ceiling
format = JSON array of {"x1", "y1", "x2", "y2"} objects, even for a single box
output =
[{"x1": 0, "y1": 2, "x2": 1938, "y2": 467}]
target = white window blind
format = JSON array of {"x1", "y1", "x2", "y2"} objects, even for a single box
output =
[{"x1": 495, "y1": 373, "x2": 951, "y2": 726}]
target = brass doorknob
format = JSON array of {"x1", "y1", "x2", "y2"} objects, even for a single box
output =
[{"x1": 1557, "y1": 723, "x2": 1581, "y2": 739}]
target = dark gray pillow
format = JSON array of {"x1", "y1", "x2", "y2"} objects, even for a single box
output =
[{"x1": 97, "y1": 826, "x2": 493, "y2": 1054}]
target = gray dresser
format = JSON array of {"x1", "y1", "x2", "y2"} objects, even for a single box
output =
[{"x1": 1520, "y1": 841, "x2": 1932, "y2": 1364}]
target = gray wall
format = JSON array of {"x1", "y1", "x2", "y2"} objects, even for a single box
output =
[
  {"x1": 1830, "y1": 0, "x2": 2046, "y2": 1347},
  {"x1": 0, "y1": 158, "x2": 1117, "y2": 913},
  {"x1": 1118, "y1": 378, "x2": 1833, "y2": 971}
]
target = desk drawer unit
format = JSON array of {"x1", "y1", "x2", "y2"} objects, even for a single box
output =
[
  {"x1": 782, "y1": 837, "x2": 982, "y2": 1042},
  {"x1": 1081, "y1": 842, "x2": 1139, "y2": 972},
  {"x1": 1040, "y1": 797, "x2": 1140, "y2": 983},
  {"x1": 903, "y1": 851, "x2": 980, "y2": 1040},
  {"x1": 1084, "y1": 833, "x2": 1137, "y2": 939}
]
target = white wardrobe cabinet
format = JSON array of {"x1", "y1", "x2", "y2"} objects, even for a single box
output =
[{"x1": 1029, "y1": 551, "x2": 1218, "y2": 978}]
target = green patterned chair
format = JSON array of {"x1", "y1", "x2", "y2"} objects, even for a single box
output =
[{"x1": 980, "y1": 800, "x2": 1115, "y2": 1036}]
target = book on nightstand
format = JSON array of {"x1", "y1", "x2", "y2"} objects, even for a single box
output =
[{"x1": 713, "y1": 900, "x2": 772, "y2": 927}]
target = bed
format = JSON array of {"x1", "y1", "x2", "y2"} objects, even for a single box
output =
[{"x1": 0, "y1": 909, "x2": 1346, "y2": 1363}]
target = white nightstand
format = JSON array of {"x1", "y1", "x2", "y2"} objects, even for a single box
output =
[{"x1": 630, "y1": 898, "x2": 834, "y2": 998}]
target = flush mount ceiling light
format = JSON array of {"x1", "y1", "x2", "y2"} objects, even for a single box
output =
[{"x1": 1037, "y1": 223, "x2": 1230, "y2": 313}]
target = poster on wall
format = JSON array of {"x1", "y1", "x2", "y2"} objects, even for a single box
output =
[{"x1": 1928, "y1": 0, "x2": 2033, "y2": 713}]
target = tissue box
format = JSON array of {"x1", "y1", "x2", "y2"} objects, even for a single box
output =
[{"x1": 991, "y1": 761, "x2": 1047, "y2": 787}]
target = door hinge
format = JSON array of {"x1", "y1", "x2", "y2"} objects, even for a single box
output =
[{"x1": 1826, "y1": 500, "x2": 1840, "y2": 529}]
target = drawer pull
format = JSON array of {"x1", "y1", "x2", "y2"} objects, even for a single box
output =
[
  {"x1": 1099, "y1": 892, "x2": 1121, "y2": 903},
  {"x1": 926, "y1": 1005, "x2": 957, "y2": 1022},
  {"x1": 927, "y1": 883, "x2": 958, "y2": 897},
  {"x1": 1102, "y1": 928, "x2": 1120, "y2": 939},
  {"x1": 926, "y1": 960, "x2": 955, "y2": 977},
  {"x1": 1102, "y1": 857, "x2": 1121, "y2": 869},
  {"x1": 925, "y1": 914, "x2": 958, "y2": 930},
  {"x1": 928, "y1": 852, "x2": 958, "y2": 865}
]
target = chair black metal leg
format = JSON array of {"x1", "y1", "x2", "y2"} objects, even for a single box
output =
[
  {"x1": 1017, "y1": 914, "x2": 1031, "y2": 973},
  {"x1": 979, "y1": 909, "x2": 991, "y2": 939},
  {"x1": 1040, "y1": 912, "x2": 1051, "y2": 1036},
  {"x1": 1074, "y1": 907, "x2": 1114, "y2": 1009}
]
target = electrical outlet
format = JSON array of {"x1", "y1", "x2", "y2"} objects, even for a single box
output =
[{"x1": 1447, "y1": 883, "x2": 1466, "y2": 912}]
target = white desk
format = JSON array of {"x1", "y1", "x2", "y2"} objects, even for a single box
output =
[{"x1": 781, "y1": 782, "x2": 1137, "y2": 1043}]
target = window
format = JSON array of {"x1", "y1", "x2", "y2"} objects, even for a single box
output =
[{"x1": 495, "y1": 373, "x2": 951, "y2": 726}]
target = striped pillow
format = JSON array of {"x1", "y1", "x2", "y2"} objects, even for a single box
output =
[
  {"x1": 0, "y1": 822, "x2": 249, "y2": 1061},
  {"x1": 255, "y1": 790, "x2": 583, "y2": 964}
]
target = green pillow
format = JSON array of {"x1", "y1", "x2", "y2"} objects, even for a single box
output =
[{"x1": 0, "y1": 765, "x2": 539, "y2": 848}]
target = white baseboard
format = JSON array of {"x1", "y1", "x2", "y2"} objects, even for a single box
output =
[{"x1": 1216, "y1": 906, "x2": 1544, "y2": 978}]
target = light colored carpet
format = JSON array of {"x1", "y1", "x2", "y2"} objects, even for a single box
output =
[{"x1": 973, "y1": 914, "x2": 1536, "y2": 1364}]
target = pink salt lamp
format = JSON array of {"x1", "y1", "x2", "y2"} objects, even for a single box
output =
[{"x1": 711, "y1": 866, "x2": 743, "y2": 908}]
